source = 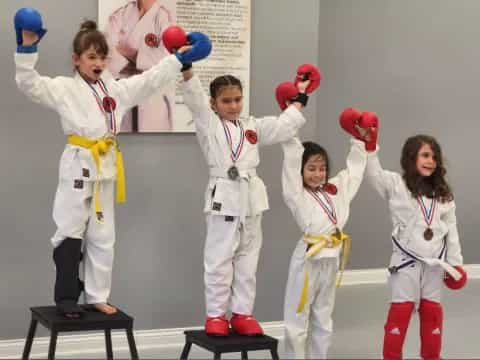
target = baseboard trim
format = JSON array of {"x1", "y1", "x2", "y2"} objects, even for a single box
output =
[
  {"x1": 340, "y1": 263, "x2": 480, "y2": 286},
  {"x1": 1, "y1": 264, "x2": 478, "y2": 359}
]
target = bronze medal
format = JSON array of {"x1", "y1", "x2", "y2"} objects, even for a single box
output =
[
  {"x1": 417, "y1": 196, "x2": 436, "y2": 242},
  {"x1": 227, "y1": 165, "x2": 239, "y2": 180},
  {"x1": 424, "y1": 228, "x2": 434, "y2": 241}
]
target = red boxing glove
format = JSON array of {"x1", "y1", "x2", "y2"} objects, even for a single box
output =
[
  {"x1": 358, "y1": 111, "x2": 379, "y2": 152},
  {"x1": 339, "y1": 107, "x2": 363, "y2": 139},
  {"x1": 162, "y1": 25, "x2": 188, "y2": 53},
  {"x1": 275, "y1": 81, "x2": 300, "y2": 110},
  {"x1": 294, "y1": 64, "x2": 321, "y2": 94},
  {"x1": 444, "y1": 265, "x2": 467, "y2": 290},
  {"x1": 339, "y1": 108, "x2": 379, "y2": 152}
]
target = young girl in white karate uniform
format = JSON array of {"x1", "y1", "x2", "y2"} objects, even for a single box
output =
[
  {"x1": 282, "y1": 107, "x2": 377, "y2": 358},
  {"x1": 14, "y1": 11, "x2": 198, "y2": 317},
  {"x1": 367, "y1": 134, "x2": 466, "y2": 360},
  {"x1": 180, "y1": 66, "x2": 314, "y2": 336}
]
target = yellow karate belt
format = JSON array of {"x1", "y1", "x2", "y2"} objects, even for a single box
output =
[
  {"x1": 296, "y1": 230, "x2": 351, "y2": 313},
  {"x1": 68, "y1": 134, "x2": 126, "y2": 223}
]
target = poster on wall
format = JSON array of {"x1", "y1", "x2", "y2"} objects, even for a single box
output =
[{"x1": 98, "y1": 0, "x2": 251, "y2": 133}]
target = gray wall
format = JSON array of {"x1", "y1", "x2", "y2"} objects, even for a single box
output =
[
  {"x1": 0, "y1": 0, "x2": 319, "y2": 339},
  {"x1": 1, "y1": 0, "x2": 479, "y2": 340},
  {"x1": 316, "y1": 0, "x2": 479, "y2": 269}
]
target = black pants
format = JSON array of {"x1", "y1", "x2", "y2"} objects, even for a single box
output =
[{"x1": 53, "y1": 237, "x2": 83, "y2": 306}]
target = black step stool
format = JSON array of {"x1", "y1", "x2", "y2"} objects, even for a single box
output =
[
  {"x1": 22, "y1": 305, "x2": 139, "y2": 360},
  {"x1": 180, "y1": 330, "x2": 279, "y2": 360}
]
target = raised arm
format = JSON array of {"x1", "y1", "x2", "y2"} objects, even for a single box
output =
[
  {"x1": 181, "y1": 69, "x2": 214, "y2": 156},
  {"x1": 112, "y1": 28, "x2": 212, "y2": 110},
  {"x1": 109, "y1": 53, "x2": 182, "y2": 110},
  {"x1": 333, "y1": 107, "x2": 378, "y2": 201},
  {"x1": 333, "y1": 138, "x2": 368, "y2": 202},
  {"x1": 15, "y1": 52, "x2": 65, "y2": 111},
  {"x1": 281, "y1": 136, "x2": 309, "y2": 231},
  {"x1": 256, "y1": 106, "x2": 307, "y2": 146},
  {"x1": 256, "y1": 66, "x2": 320, "y2": 146},
  {"x1": 338, "y1": 107, "x2": 398, "y2": 199},
  {"x1": 366, "y1": 149, "x2": 403, "y2": 200},
  {"x1": 14, "y1": 10, "x2": 64, "y2": 110}
]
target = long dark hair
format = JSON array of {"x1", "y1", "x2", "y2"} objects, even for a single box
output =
[
  {"x1": 302, "y1": 141, "x2": 330, "y2": 180},
  {"x1": 401, "y1": 134, "x2": 453, "y2": 202},
  {"x1": 73, "y1": 20, "x2": 108, "y2": 57}
]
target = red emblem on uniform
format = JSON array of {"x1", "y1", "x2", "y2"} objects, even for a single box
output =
[
  {"x1": 323, "y1": 182, "x2": 337, "y2": 195},
  {"x1": 245, "y1": 130, "x2": 257, "y2": 144},
  {"x1": 145, "y1": 33, "x2": 159, "y2": 47},
  {"x1": 102, "y1": 96, "x2": 116, "y2": 113}
]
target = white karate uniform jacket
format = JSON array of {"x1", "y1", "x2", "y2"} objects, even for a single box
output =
[
  {"x1": 366, "y1": 150, "x2": 463, "y2": 266},
  {"x1": 282, "y1": 137, "x2": 368, "y2": 359},
  {"x1": 366, "y1": 149, "x2": 463, "y2": 303},
  {"x1": 15, "y1": 52, "x2": 181, "y2": 181},
  {"x1": 182, "y1": 75, "x2": 307, "y2": 218}
]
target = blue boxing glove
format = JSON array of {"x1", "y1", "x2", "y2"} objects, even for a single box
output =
[
  {"x1": 14, "y1": 7, "x2": 47, "y2": 53},
  {"x1": 175, "y1": 32, "x2": 212, "y2": 68}
]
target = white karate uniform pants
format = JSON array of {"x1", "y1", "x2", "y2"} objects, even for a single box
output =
[
  {"x1": 284, "y1": 241, "x2": 338, "y2": 359},
  {"x1": 51, "y1": 178, "x2": 115, "y2": 304},
  {"x1": 204, "y1": 214, "x2": 262, "y2": 317},
  {"x1": 389, "y1": 251, "x2": 444, "y2": 304}
]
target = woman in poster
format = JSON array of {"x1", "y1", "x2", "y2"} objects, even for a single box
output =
[{"x1": 104, "y1": 0, "x2": 176, "y2": 132}]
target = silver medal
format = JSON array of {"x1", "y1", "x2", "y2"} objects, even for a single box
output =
[{"x1": 228, "y1": 165, "x2": 239, "y2": 180}]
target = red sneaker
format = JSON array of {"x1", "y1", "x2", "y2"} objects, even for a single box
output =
[
  {"x1": 230, "y1": 313, "x2": 264, "y2": 336},
  {"x1": 205, "y1": 315, "x2": 229, "y2": 336}
]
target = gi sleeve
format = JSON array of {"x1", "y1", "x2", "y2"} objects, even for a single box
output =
[
  {"x1": 255, "y1": 105, "x2": 306, "y2": 146},
  {"x1": 110, "y1": 53, "x2": 181, "y2": 110},
  {"x1": 281, "y1": 137, "x2": 309, "y2": 231},
  {"x1": 15, "y1": 52, "x2": 65, "y2": 111},
  {"x1": 332, "y1": 138, "x2": 368, "y2": 203}
]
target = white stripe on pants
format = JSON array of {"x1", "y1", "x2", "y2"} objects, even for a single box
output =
[
  {"x1": 51, "y1": 178, "x2": 116, "y2": 304},
  {"x1": 284, "y1": 241, "x2": 338, "y2": 359},
  {"x1": 204, "y1": 214, "x2": 263, "y2": 317}
]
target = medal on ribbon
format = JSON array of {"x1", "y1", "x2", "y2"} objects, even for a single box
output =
[
  {"x1": 83, "y1": 77, "x2": 118, "y2": 135},
  {"x1": 417, "y1": 196, "x2": 436, "y2": 241},
  {"x1": 222, "y1": 121, "x2": 244, "y2": 180},
  {"x1": 307, "y1": 188, "x2": 340, "y2": 236}
]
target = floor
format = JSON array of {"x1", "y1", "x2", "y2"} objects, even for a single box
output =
[{"x1": 44, "y1": 280, "x2": 479, "y2": 359}]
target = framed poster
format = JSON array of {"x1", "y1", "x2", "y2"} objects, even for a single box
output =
[{"x1": 98, "y1": 0, "x2": 251, "y2": 133}]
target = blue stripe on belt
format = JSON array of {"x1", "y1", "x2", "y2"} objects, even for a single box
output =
[{"x1": 388, "y1": 236, "x2": 446, "y2": 274}]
